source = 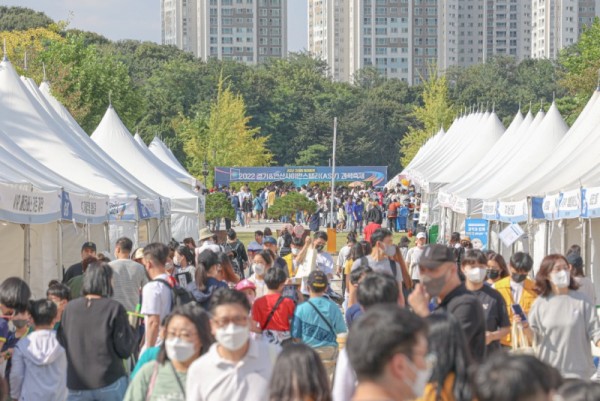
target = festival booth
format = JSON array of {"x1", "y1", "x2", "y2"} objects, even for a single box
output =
[
  {"x1": 0, "y1": 57, "x2": 163, "y2": 294},
  {"x1": 91, "y1": 107, "x2": 203, "y2": 242}
]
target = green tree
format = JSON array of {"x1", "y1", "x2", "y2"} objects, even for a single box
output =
[
  {"x1": 267, "y1": 192, "x2": 317, "y2": 221},
  {"x1": 180, "y1": 74, "x2": 272, "y2": 187},
  {"x1": 400, "y1": 70, "x2": 455, "y2": 167},
  {"x1": 40, "y1": 32, "x2": 144, "y2": 132},
  {"x1": 205, "y1": 192, "x2": 235, "y2": 221},
  {"x1": 0, "y1": 7, "x2": 53, "y2": 31},
  {"x1": 295, "y1": 144, "x2": 330, "y2": 165}
]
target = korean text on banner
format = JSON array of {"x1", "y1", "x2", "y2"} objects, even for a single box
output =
[
  {"x1": 498, "y1": 223, "x2": 525, "y2": 247},
  {"x1": 465, "y1": 219, "x2": 489, "y2": 250}
]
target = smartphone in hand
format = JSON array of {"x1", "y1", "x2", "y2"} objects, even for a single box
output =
[{"x1": 511, "y1": 304, "x2": 527, "y2": 322}]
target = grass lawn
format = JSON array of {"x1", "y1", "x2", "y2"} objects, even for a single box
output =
[{"x1": 236, "y1": 231, "x2": 414, "y2": 255}]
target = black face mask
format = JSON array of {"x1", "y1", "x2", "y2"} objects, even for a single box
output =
[
  {"x1": 315, "y1": 244, "x2": 325, "y2": 252},
  {"x1": 12, "y1": 319, "x2": 28, "y2": 329},
  {"x1": 511, "y1": 273, "x2": 527, "y2": 283},
  {"x1": 487, "y1": 269, "x2": 500, "y2": 280}
]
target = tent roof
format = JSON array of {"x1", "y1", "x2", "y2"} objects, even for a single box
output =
[
  {"x1": 0, "y1": 59, "x2": 156, "y2": 202},
  {"x1": 148, "y1": 137, "x2": 198, "y2": 187},
  {"x1": 135, "y1": 134, "x2": 197, "y2": 187},
  {"x1": 469, "y1": 102, "x2": 568, "y2": 201},
  {"x1": 91, "y1": 106, "x2": 199, "y2": 213}
]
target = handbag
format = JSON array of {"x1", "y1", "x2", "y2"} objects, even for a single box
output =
[{"x1": 511, "y1": 322, "x2": 535, "y2": 355}]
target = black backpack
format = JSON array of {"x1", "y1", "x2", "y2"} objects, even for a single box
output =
[{"x1": 153, "y1": 278, "x2": 195, "y2": 309}]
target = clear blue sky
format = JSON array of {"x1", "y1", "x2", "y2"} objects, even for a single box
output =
[{"x1": 1, "y1": 0, "x2": 308, "y2": 52}]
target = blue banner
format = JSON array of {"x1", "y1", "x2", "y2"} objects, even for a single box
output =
[
  {"x1": 465, "y1": 219, "x2": 489, "y2": 250},
  {"x1": 214, "y1": 166, "x2": 387, "y2": 187}
]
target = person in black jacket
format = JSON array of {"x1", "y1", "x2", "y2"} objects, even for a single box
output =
[{"x1": 57, "y1": 261, "x2": 135, "y2": 401}]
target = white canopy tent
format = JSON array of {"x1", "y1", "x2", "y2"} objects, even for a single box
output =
[
  {"x1": 33, "y1": 79, "x2": 173, "y2": 249},
  {"x1": 91, "y1": 106, "x2": 202, "y2": 241},
  {"x1": 0, "y1": 58, "x2": 169, "y2": 292},
  {"x1": 148, "y1": 136, "x2": 200, "y2": 188}
]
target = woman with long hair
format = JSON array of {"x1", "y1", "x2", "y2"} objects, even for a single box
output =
[
  {"x1": 417, "y1": 313, "x2": 474, "y2": 401},
  {"x1": 124, "y1": 304, "x2": 214, "y2": 400},
  {"x1": 521, "y1": 254, "x2": 600, "y2": 379},
  {"x1": 188, "y1": 250, "x2": 228, "y2": 309},
  {"x1": 269, "y1": 343, "x2": 331, "y2": 401},
  {"x1": 485, "y1": 252, "x2": 509, "y2": 285},
  {"x1": 248, "y1": 250, "x2": 274, "y2": 298}
]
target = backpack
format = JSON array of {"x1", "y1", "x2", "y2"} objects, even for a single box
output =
[{"x1": 153, "y1": 278, "x2": 195, "y2": 310}]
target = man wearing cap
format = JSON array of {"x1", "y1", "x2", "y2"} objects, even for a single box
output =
[
  {"x1": 62, "y1": 242, "x2": 96, "y2": 284},
  {"x1": 408, "y1": 244, "x2": 486, "y2": 362},
  {"x1": 263, "y1": 236, "x2": 289, "y2": 276},
  {"x1": 246, "y1": 241, "x2": 263, "y2": 276},
  {"x1": 291, "y1": 270, "x2": 347, "y2": 375},
  {"x1": 406, "y1": 232, "x2": 427, "y2": 283}
]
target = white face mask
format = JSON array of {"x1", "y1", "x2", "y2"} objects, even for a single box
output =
[
  {"x1": 550, "y1": 270, "x2": 570, "y2": 288},
  {"x1": 253, "y1": 263, "x2": 265, "y2": 276},
  {"x1": 165, "y1": 337, "x2": 196, "y2": 362},
  {"x1": 291, "y1": 248, "x2": 300, "y2": 256},
  {"x1": 403, "y1": 355, "x2": 433, "y2": 398},
  {"x1": 173, "y1": 256, "x2": 180, "y2": 266},
  {"x1": 466, "y1": 267, "x2": 487, "y2": 284},
  {"x1": 385, "y1": 244, "x2": 396, "y2": 257},
  {"x1": 216, "y1": 323, "x2": 249, "y2": 351}
]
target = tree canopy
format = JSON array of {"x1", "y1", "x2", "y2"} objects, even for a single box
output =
[{"x1": 2, "y1": 6, "x2": 599, "y2": 180}]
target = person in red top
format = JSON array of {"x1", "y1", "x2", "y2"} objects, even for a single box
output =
[
  {"x1": 386, "y1": 197, "x2": 400, "y2": 232},
  {"x1": 251, "y1": 267, "x2": 296, "y2": 345}
]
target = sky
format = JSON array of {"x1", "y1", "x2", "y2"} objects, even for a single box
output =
[{"x1": 1, "y1": 0, "x2": 308, "y2": 52}]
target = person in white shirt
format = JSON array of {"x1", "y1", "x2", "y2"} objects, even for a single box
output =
[
  {"x1": 186, "y1": 288, "x2": 278, "y2": 401},
  {"x1": 140, "y1": 243, "x2": 173, "y2": 351},
  {"x1": 405, "y1": 232, "x2": 427, "y2": 283}
]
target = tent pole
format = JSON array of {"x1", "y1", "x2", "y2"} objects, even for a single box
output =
[
  {"x1": 561, "y1": 219, "x2": 567, "y2": 254},
  {"x1": 57, "y1": 222, "x2": 63, "y2": 280},
  {"x1": 544, "y1": 221, "x2": 550, "y2": 255},
  {"x1": 582, "y1": 218, "x2": 588, "y2": 274},
  {"x1": 105, "y1": 222, "x2": 111, "y2": 253},
  {"x1": 23, "y1": 224, "x2": 31, "y2": 284}
]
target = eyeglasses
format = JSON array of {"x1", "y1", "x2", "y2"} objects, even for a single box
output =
[{"x1": 212, "y1": 315, "x2": 249, "y2": 328}]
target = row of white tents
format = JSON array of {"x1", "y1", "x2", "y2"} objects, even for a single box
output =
[
  {"x1": 389, "y1": 87, "x2": 600, "y2": 299},
  {"x1": 0, "y1": 56, "x2": 205, "y2": 296}
]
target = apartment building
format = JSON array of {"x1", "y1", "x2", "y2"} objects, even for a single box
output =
[{"x1": 161, "y1": 0, "x2": 287, "y2": 64}]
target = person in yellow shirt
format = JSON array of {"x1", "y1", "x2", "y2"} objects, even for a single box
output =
[{"x1": 492, "y1": 252, "x2": 538, "y2": 347}]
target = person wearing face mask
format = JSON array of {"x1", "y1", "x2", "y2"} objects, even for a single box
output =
[
  {"x1": 284, "y1": 236, "x2": 304, "y2": 278},
  {"x1": 125, "y1": 304, "x2": 214, "y2": 401},
  {"x1": 350, "y1": 229, "x2": 405, "y2": 306},
  {"x1": 347, "y1": 305, "x2": 432, "y2": 401},
  {"x1": 0, "y1": 277, "x2": 31, "y2": 371},
  {"x1": 485, "y1": 252, "x2": 509, "y2": 285},
  {"x1": 186, "y1": 288, "x2": 278, "y2": 401},
  {"x1": 173, "y1": 245, "x2": 197, "y2": 286},
  {"x1": 461, "y1": 250, "x2": 510, "y2": 355},
  {"x1": 519, "y1": 254, "x2": 600, "y2": 379},
  {"x1": 247, "y1": 250, "x2": 274, "y2": 298},
  {"x1": 408, "y1": 244, "x2": 486, "y2": 362},
  {"x1": 406, "y1": 232, "x2": 427, "y2": 284},
  {"x1": 491, "y1": 252, "x2": 538, "y2": 348}
]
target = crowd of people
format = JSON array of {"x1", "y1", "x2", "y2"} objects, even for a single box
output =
[{"x1": 0, "y1": 184, "x2": 600, "y2": 400}]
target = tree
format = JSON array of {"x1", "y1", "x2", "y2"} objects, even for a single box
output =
[
  {"x1": 0, "y1": 7, "x2": 53, "y2": 31},
  {"x1": 205, "y1": 192, "x2": 235, "y2": 221},
  {"x1": 558, "y1": 18, "x2": 600, "y2": 122},
  {"x1": 400, "y1": 69, "x2": 455, "y2": 167},
  {"x1": 180, "y1": 74, "x2": 272, "y2": 187},
  {"x1": 295, "y1": 144, "x2": 330, "y2": 165},
  {"x1": 40, "y1": 32, "x2": 144, "y2": 132},
  {"x1": 267, "y1": 192, "x2": 317, "y2": 221}
]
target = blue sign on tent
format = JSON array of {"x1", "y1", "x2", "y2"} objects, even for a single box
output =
[{"x1": 465, "y1": 218, "x2": 489, "y2": 250}]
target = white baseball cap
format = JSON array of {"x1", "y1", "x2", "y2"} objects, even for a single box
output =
[{"x1": 416, "y1": 232, "x2": 426, "y2": 239}]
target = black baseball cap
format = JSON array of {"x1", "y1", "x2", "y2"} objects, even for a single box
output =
[
  {"x1": 419, "y1": 244, "x2": 455, "y2": 269},
  {"x1": 81, "y1": 242, "x2": 96, "y2": 252},
  {"x1": 566, "y1": 253, "x2": 583, "y2": 268},
  {"x1": 307, "y1": 270, "x2": 328, "y2": 291}
]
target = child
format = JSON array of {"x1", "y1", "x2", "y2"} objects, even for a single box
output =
[
  {"x1": 46, "y1": 281, "x2": 71, "y2": 331},
  {"x1": 0, "y1": 277, "x2": 31, "y2": 378},
  {"x1": 10, "y1": 300, "x2": 67, "y2": 401}
]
